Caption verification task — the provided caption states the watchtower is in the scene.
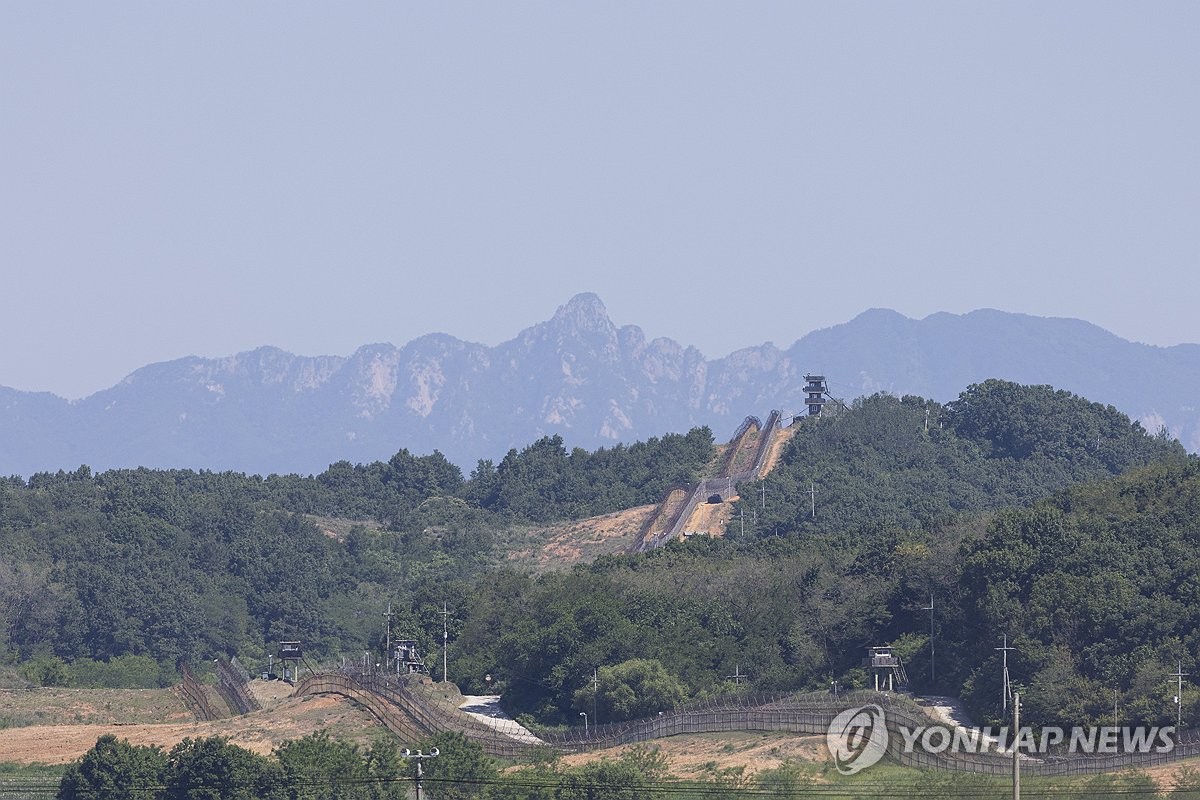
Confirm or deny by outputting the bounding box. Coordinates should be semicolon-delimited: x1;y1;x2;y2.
804;375;829;416
863;645;908;692
278;641;303;683
394;639;430;676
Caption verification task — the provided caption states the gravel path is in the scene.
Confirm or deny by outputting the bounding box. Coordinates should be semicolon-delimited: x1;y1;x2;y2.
458;695;544;744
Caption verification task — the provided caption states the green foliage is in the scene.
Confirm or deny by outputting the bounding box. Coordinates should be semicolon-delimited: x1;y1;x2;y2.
5;381;1197;735
0;426;714;672
57;734;166;800
164;737;284;800
552;757;663;800
362;740;408;800
573;659;688;722
462;539;903;720
410;731;497;800
472;428;714;522
750;382;1185;541
958;460;1200;726
20;654;69;687
274;731;368;800
945;380;1179;471
67;655;170;689
59;734;410;800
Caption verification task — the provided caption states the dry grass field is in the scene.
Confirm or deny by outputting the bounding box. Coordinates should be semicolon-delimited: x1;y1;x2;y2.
0;682;383;766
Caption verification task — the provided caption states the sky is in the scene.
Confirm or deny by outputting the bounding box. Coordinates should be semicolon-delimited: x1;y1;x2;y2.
2;3;1197;400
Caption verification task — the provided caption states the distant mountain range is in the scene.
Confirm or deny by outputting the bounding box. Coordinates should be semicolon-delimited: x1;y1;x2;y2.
2;293;1197;477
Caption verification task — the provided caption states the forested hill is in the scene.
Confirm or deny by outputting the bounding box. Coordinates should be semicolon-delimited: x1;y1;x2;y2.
0;428;714;675
455;457;1200;730
746;379;1186;540
0;381;1192;733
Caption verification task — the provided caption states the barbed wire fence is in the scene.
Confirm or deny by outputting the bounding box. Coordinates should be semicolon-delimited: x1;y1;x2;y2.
214;656;260;715
177;663;220;721
637;411;782;552
290;674;1200;776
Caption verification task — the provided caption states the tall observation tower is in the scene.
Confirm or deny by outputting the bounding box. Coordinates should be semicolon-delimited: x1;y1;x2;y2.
804;374;829;416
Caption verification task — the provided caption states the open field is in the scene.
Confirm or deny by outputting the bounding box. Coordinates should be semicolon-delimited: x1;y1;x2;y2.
7;682;1200;798
0;687;192;729
559;730;827;781
0;683;382;766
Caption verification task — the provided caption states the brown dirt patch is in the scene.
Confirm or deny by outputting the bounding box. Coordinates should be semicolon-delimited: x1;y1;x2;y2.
0;693;383;765
505;505;654;572
1135;755;1200;789
683;494;736;537
678;424;795;539
305;515;384;542
759;424;796;475
494;418;796;564
558;731;827;780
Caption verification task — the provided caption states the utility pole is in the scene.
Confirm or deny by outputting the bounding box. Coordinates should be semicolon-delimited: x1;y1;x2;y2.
592;668;599;725
808;482;818;519
726;664;746;687
383;603;393;670
441;602;450;684
1012;692;1021;800
401;748;439;800
760;482;766;510
1170;662;1189;732
1114;688;1119;730
996;634;1016;712
921;594;935;685
739;507;744;538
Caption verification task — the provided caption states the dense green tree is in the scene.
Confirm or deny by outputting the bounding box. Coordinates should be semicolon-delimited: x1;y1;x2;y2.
274;731;368;800
573;659;688;723
57;734;167;800
363;740;408;800
550;750;666;800
164;737;284;800
411;731;497;800
749;383;1186;542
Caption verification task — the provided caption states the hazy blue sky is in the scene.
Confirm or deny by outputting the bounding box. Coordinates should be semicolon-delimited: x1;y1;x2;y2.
3;3;1197;399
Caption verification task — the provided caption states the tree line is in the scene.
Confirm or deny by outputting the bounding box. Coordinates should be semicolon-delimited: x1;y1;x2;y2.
3;380;1196;734
59;728;1200;800
0;428;713;676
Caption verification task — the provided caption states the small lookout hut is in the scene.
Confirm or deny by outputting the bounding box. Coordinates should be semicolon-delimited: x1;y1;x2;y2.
863;645;908;692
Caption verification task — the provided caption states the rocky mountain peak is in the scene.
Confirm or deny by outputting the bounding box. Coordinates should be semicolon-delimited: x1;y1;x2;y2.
1;298;1198;477
550;292;614;335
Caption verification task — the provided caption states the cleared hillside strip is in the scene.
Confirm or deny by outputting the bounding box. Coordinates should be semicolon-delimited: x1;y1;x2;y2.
635;410;784;551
